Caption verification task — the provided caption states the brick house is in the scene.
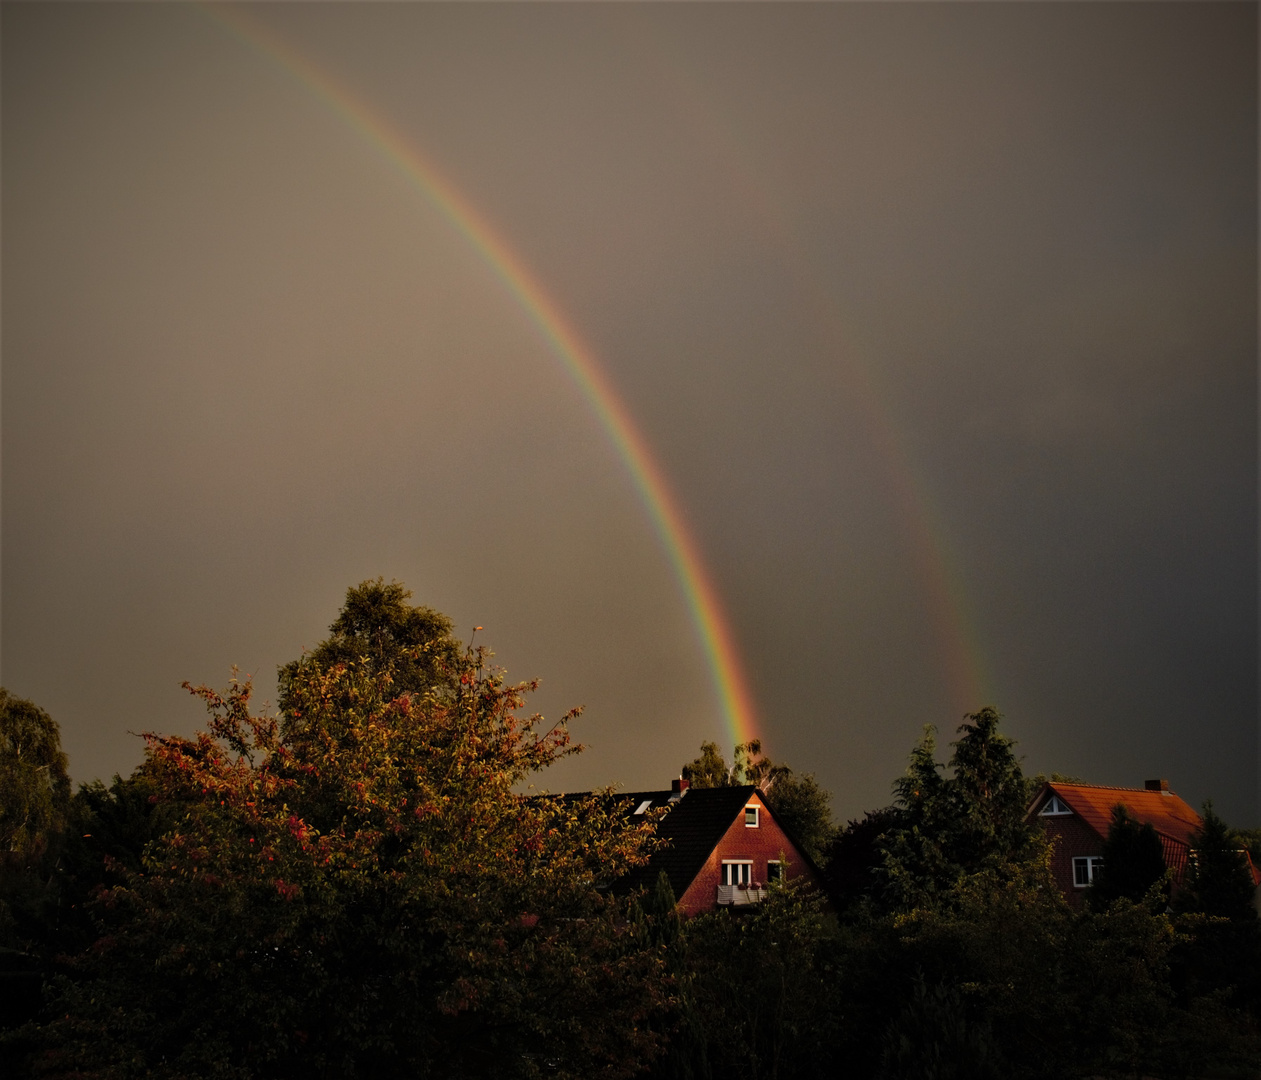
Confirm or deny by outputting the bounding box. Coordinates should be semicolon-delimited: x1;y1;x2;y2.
614;779;824;916
1027;779;1205;907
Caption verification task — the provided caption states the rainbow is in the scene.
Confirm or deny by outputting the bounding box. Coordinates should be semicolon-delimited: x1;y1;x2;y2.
201;5;761;749
636;40;993;716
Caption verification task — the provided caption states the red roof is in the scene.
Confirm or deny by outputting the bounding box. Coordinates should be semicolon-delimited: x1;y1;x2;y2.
1039;782;1202;848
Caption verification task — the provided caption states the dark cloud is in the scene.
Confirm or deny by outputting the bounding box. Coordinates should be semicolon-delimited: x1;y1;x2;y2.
3;4;1255;822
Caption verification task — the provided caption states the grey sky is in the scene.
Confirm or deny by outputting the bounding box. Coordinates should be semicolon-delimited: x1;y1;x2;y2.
4;3;1256;823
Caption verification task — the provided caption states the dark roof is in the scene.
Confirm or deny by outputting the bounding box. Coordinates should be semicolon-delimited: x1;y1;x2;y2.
612;786;762;901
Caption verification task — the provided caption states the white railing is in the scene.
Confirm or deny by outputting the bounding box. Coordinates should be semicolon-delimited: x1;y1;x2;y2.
716;884;767;906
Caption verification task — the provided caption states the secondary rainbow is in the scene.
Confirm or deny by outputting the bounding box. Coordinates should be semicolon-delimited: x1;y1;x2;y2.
202;5;760;749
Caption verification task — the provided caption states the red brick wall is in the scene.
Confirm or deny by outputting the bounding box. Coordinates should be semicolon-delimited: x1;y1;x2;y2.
676;791;821;915
1037;814;1104;909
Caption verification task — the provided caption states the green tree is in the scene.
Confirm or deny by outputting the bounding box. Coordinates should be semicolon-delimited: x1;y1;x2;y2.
1088;805;1169;911
31;613;669;1079
1178;803;1258;923
680;740;734;788
822;808;901;912
0;691;70;872
1170;803;1261;1014
761;771;835;866
0;691;71;961
276;578;462;718
880;710;1042;912
944;707;1033;870
659;881;835;1080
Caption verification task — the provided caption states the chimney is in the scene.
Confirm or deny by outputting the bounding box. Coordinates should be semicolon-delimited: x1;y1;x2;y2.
669;776;690;802
1145;778;1169;792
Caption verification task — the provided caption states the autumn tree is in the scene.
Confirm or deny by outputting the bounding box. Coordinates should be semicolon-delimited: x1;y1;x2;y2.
31;598;670;1079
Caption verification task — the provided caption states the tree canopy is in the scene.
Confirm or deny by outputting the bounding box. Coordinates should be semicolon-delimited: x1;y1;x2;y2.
879;708;1044;911
8;599;1261;1078
1177;802;1259;923
0;690;70;872
32;596;669;1079
276;578;462;719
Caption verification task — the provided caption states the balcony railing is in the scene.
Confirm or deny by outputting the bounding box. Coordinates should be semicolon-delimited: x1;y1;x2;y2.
716;884;767;906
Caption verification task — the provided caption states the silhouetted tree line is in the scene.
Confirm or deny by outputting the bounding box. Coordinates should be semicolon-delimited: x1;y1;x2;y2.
2;582;1258;1078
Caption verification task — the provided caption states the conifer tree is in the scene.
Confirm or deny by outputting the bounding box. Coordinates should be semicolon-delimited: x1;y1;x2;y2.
1089;805;1168;910
880;709;1042;911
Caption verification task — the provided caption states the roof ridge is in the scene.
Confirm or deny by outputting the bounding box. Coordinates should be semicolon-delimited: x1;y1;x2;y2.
1049;781;1181;794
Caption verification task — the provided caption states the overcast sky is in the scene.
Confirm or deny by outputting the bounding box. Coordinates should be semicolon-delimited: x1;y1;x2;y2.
4;3;1256;824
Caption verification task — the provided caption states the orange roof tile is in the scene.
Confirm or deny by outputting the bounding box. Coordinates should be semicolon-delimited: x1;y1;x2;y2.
1043;782;1202;848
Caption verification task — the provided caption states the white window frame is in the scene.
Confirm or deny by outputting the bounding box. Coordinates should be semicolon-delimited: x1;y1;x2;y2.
1039;794;1072;816
766;859;784;883
744;804;760;828
722;860;753;886
1073;855;1103;887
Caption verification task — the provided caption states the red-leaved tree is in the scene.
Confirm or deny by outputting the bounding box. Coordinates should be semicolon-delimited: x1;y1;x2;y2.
35;623;669;1079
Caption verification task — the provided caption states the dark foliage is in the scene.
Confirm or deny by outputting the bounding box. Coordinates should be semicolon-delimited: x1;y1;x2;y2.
1088;805;1169;911
879;709;1043;911
276;578;462;718
6;619;1261;1078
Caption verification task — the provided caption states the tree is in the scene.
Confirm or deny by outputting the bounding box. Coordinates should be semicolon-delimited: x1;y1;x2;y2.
276;578;462;717
822;808;902;913
681;741;734;789
0;691;70;872
32;603;670;1079
0;691;71;960
879;710;1043;912
1170;803;1261;1013
1088;806;1169;911
760;771;835;866
944;708;1032;870
1178;803;1258;923
658;881;835;1080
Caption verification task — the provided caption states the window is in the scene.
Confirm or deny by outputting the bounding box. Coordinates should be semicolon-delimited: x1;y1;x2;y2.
722;861;753;886
1039;794;1072;816
633;799;653;815
766;860;784;883
1073;856;1103;887
744;804;759;827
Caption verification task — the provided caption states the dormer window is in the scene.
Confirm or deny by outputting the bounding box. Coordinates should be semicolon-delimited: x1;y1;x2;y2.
745;805;759;827
1039;794;1072;816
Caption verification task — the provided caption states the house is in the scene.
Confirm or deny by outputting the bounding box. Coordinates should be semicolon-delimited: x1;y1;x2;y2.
1027;778;1205;907
612;778;825;916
